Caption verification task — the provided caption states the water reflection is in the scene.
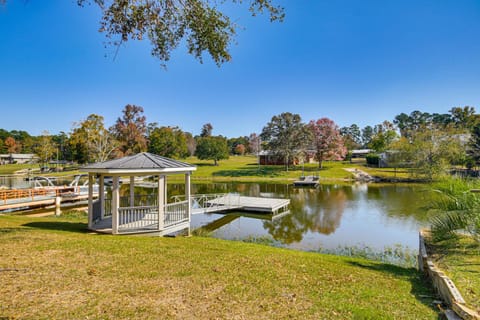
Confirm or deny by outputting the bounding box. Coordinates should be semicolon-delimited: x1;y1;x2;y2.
188;183;430;250
3;175;429;250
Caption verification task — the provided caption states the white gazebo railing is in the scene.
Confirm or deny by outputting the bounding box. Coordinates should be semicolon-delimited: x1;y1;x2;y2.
164;201;189;228
118;205;159;231
113;201;190;232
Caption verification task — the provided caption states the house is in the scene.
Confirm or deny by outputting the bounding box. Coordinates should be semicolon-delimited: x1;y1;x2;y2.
350;149;372;158
258;150;316;166
0;154;38;165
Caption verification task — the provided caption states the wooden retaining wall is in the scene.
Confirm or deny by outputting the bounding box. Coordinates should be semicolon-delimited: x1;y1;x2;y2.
419;229;480;320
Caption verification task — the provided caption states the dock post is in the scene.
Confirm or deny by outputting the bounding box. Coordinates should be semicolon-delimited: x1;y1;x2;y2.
55;196;62;216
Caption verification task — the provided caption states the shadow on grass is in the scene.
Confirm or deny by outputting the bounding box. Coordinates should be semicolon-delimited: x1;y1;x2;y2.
347;260;441;317
192;162;217;167
212;166;308;177
23;221;88;234
0;227;29;234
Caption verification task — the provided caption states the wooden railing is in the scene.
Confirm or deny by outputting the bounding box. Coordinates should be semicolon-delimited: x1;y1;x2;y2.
164;201;189;227
118;205;158;231
0;188;54;204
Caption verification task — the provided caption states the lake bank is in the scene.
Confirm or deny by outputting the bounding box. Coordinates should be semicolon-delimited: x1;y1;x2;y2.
0;213;439;319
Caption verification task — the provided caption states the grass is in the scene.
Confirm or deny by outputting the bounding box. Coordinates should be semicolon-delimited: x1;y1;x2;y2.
428;235;480;313
174;155;356;182
0;156;425;183
0;212;439;319
0;163;37;175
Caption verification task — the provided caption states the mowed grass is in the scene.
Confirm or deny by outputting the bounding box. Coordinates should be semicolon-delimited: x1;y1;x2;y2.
176;155;355;182
429;236;480;313
0;163;37;175
0;156;422;183
0;213;439;319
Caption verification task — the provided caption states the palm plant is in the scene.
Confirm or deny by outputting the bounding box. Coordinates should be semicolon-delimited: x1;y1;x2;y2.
429;178;480;243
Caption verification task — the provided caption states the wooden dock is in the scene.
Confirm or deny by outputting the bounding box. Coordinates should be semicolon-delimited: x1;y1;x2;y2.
293;176;319;187
0;187;97;211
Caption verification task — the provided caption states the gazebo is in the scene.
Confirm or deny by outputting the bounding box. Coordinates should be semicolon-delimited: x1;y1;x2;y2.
80;152;196;235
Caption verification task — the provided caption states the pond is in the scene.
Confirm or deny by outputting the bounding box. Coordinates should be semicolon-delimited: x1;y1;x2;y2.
173;182;431;252
2;175;431;252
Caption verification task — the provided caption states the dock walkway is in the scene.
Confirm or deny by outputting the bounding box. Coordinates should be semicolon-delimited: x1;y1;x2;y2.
189;193;290;215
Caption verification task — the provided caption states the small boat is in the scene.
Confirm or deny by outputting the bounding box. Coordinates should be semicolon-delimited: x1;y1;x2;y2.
293;175;319;187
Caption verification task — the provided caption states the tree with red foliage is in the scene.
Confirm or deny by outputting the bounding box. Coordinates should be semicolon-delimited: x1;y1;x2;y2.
4;137;16;153
309;118;347;169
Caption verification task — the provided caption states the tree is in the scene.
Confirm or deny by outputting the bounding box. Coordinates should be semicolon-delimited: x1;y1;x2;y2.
468;123;480;168
394;110;432;139
361;125;374;148
148;126;189;158
200;123;213;137
309;118;347;169
450;106;478;130
34;131;57;165
234;144;246;155
112;104;148;156
69;0;285;66
195;136;229;165
249;133;261;155
340;124;361;151
70;114;118;163
395;125;465;180
4;137;16;153
184;132;196;156
368;121;398;153
228;136;249;154
261;112;307;171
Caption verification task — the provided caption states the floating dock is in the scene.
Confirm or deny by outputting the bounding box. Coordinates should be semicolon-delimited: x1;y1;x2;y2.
293;176;319;187
190;194;290;215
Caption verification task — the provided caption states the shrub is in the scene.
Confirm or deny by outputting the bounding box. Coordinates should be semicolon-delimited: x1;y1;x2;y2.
366;153;380;166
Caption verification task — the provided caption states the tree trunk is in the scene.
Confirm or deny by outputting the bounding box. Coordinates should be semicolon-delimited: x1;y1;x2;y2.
214;159;218;166
318;152;323;169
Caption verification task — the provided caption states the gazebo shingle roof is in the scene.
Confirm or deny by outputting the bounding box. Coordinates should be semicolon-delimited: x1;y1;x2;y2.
81;152;196;174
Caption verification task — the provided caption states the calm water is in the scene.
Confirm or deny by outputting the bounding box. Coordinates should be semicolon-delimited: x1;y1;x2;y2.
181;182;430;251
2;176;430;251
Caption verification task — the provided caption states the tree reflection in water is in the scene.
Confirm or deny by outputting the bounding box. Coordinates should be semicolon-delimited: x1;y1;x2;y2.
264;185;348;243
164;182;428;248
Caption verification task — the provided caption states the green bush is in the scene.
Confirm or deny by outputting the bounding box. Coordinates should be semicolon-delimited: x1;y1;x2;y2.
366;153;380;166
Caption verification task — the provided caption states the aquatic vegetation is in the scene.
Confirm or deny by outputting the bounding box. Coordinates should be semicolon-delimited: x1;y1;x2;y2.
429;178;480;243
317;244;418;268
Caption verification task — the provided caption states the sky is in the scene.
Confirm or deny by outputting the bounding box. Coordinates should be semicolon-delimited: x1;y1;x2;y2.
2;0;480;137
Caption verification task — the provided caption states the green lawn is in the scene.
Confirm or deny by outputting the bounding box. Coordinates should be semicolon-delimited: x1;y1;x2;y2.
0;156;425;183
0;163;38;175
0;213;438;319
177;155;355;182
429;236;480;313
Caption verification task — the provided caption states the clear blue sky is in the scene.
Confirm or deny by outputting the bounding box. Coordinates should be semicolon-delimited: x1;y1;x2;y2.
1;0;480;137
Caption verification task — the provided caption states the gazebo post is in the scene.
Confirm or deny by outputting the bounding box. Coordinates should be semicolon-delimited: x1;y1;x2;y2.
112;176;120;234
129;176;135;207
157;175;165;231
87;174;94;229
164;175;168;205
185;172;191;221
99;175;105;220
